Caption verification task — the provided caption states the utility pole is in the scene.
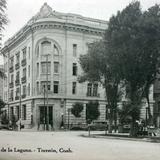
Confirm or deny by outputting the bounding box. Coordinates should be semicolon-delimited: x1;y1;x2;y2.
43;84;46;130
19;83;22;130
42;54;50;131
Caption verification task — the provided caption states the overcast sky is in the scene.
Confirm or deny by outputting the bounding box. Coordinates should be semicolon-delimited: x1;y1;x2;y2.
1;0;160;64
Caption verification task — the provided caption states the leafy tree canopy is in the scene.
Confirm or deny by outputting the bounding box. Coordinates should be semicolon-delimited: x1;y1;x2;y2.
71;102;84;118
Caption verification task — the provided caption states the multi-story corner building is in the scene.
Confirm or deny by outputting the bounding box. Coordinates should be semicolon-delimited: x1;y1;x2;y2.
1;3;108;130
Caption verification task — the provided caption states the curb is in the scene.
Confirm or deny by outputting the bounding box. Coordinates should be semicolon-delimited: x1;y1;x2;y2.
81;134;160;143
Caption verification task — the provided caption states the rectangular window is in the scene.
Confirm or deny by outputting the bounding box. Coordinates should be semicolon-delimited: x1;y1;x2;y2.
73;44;77;57
87;83;92;96
10;90;14;101
54;62;59;73
93;83;98;96
37;63;39;77
28;65;30;77
36;82;39;94
23;68;26;77
41;62;51;74
16;52;20;64
37;46;39;57
23;85;26;95
16;87;20;97
22;105;26;120
28;47;30;59
28;83;30;96
11;74;14;83
53;81;59;93
16;71;19;80
22;47;26;59
10;57;14;67
73;63;77;76
72;82;77;94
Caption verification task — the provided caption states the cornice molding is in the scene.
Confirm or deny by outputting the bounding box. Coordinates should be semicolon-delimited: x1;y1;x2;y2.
2;21;105;54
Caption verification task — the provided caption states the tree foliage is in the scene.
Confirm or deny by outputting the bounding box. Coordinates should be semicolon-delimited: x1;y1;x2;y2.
0;0;8;30
0;99;5;114
105;1;160;129
86;101;100;122
79;41;121;132
71;102;84;118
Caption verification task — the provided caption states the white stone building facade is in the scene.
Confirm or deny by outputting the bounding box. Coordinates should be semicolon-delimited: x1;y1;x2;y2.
1;3;108;130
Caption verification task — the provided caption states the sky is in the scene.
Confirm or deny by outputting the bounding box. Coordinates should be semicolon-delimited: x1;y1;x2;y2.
1;0;160;64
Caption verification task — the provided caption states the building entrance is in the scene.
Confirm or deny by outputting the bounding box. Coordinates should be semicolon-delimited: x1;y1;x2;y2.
39;106;53;130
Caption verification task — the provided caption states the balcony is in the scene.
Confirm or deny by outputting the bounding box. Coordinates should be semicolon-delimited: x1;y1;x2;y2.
15;96;20;100
21;59;26;66
22;94;26;99
9;82;14;88
15;79;20;86
9;66;14;73
86;92;100;97
15;63;20;70
21;76;26;84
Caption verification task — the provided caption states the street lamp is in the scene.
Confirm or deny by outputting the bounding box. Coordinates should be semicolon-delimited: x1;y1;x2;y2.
42;54;50;131
60;113;64;129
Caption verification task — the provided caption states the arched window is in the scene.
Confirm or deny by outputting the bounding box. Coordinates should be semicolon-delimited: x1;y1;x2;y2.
54;44;59;55
41;41;51;55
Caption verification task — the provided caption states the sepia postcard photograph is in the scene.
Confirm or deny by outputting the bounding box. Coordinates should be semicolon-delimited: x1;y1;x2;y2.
0;0;160;160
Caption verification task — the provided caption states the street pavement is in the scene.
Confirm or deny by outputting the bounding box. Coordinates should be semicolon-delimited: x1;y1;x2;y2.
0;130;160;160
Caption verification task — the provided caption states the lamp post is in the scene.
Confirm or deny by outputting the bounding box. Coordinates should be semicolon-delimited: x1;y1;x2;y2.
42;54;50;131
61;113;64;129
67;108;71;130
19;83;22;131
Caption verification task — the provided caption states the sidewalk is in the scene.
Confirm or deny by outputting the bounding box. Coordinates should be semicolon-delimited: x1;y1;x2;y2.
82;131;160;143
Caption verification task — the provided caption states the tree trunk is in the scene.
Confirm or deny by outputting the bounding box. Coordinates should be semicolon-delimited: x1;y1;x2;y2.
146;93;153;125
114;110;117;133
108;118;113;133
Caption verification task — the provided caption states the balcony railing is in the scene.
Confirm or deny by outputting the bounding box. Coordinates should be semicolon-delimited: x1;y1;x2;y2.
9;82;14;88
86;92;100;97
21;76;26;84
15;96;20;100
15;63;20;70
22;94;26;99
9;66;14;73
15;79;20;86
21;59;26;66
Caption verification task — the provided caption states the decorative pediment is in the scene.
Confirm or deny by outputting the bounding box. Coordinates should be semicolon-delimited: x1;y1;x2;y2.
39;3;52;18
32;3;62;20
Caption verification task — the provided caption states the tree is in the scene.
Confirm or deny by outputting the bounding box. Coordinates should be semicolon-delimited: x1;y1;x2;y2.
79;41;121;133
86;101;100;122
139;4;160;125
0;0;8;30
0;98;5;114
71;102;84;118
105;1;160;136
0;0;8;78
